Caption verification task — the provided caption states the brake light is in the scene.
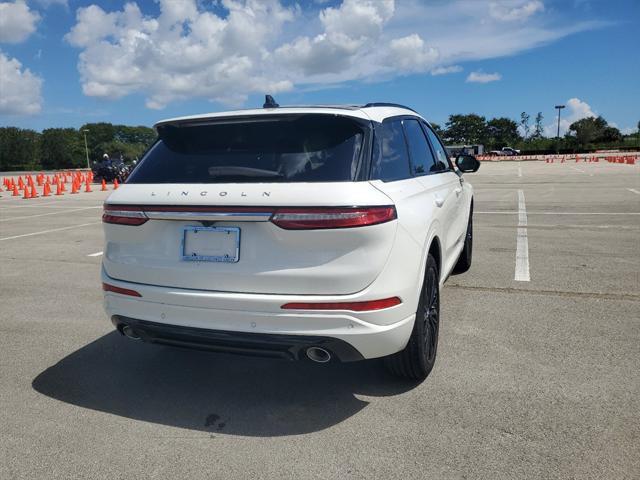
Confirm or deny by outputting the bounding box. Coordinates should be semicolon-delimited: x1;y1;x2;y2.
102;205;148;226
271;206;396;230
102;282;142;297
281;297;401;312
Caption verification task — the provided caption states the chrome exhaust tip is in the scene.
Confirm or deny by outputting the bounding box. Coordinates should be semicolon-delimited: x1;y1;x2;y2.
121;325;141;340
306;347;331;363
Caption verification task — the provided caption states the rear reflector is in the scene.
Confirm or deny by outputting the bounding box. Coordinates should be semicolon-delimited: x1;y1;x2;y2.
281;297;401;312
102;205;148;226
102;282;142;297
271;206;396;230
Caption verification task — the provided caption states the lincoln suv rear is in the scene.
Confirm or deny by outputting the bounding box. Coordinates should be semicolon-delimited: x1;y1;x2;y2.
101;100;479;380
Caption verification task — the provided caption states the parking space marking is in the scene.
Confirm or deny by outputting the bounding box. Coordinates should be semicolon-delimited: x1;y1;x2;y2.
518;166;522;177
0;222;101;242
627;188;640;195
87;251;103;257
0;206;101;222
477;211;640;215
515;189;530;282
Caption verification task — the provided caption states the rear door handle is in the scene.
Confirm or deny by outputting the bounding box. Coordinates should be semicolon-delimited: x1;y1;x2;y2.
434;195;445;207
454;188;463;196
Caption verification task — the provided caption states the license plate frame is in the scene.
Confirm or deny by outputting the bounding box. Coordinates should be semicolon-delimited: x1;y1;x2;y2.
181;226;240;263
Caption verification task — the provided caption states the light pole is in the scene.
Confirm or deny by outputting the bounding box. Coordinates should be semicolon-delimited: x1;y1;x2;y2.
82;129;90;169
555;105;565;138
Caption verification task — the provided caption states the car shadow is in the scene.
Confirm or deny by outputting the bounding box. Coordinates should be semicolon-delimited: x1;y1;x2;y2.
32;332;417;436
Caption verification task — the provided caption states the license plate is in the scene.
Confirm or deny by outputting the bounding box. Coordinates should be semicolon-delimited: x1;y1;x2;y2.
181;226;240;262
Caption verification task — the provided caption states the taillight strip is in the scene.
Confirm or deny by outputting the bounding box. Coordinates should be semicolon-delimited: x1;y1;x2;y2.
102;282;142;297
271;206;396;229
281;297;401;312
102;205;397;229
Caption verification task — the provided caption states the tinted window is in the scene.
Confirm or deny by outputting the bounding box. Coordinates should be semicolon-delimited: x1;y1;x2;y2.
424;124;450;171
371;120;411;182
128;115;364;184
403;119;437;175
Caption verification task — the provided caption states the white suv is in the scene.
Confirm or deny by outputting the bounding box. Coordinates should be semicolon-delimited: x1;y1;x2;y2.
101;100;479;380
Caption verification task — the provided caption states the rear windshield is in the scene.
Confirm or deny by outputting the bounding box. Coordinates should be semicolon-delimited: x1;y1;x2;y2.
127;114;365;183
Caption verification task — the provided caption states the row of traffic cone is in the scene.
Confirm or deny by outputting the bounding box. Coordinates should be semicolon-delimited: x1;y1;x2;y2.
5;176;119;199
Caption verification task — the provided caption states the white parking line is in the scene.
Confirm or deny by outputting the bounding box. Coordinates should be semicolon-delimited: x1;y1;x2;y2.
627;188;640;195
571;166;586;174
0;222;101;242
515;189;530;282
87;251;103;257
0;206;101;222
518;166;522;178
477;211;640;215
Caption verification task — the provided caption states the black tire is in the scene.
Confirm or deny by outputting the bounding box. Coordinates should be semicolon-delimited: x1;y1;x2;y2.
384;253;440;380
452;206;473;274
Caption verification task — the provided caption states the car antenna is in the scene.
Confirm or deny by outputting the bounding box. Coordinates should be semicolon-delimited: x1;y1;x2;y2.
263;94;279;108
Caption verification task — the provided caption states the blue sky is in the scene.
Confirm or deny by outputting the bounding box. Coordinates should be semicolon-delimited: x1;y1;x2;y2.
0;0;638;135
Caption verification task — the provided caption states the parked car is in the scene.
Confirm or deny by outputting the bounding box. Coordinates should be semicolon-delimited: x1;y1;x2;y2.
488;147;520;157
101;100;480;380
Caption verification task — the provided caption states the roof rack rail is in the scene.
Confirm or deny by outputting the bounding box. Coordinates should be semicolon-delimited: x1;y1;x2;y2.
362;102;418;113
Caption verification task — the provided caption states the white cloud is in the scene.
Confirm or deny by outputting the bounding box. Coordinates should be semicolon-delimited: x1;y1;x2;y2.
0;1;40;43
431;65;463;76
35;0;68;8
387;34;439;72
64;0;605;110
489;1;545;22
543;97;597;136
466;71;502;83
0;50;43;115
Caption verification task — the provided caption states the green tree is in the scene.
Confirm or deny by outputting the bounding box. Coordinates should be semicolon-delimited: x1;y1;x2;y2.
429;122;445;137
568;116;620;147
486;117;521;149
532;112;544;139
0;127;41;171
40;128;86;169
444;114;487;144
520;112;530;140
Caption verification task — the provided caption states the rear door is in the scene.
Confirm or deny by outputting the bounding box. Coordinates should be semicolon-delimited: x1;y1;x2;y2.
422;123;467;247
401;118;460;260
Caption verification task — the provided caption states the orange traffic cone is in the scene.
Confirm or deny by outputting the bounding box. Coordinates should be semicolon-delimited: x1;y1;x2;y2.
30;184;38;198
71;180;79;194
101;179;107;191
23;185;31;199
42;183;51;197
113;179;119;189
55;181;63;196
18;177;24;190
12;185;19;196
85;179;92;192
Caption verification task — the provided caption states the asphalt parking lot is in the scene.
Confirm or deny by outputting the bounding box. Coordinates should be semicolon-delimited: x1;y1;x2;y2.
1;161;638;480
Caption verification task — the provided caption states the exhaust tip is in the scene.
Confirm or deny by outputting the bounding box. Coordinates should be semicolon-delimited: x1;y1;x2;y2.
121;325;141;341
306;347;331;363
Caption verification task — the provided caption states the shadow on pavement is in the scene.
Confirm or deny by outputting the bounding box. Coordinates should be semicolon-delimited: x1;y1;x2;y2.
33;332;416;436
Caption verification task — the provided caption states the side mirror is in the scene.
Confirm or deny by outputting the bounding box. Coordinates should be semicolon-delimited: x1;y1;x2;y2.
455;154;480;173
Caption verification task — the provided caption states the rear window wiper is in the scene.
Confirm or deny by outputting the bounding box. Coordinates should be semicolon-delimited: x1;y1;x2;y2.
207;166;284;179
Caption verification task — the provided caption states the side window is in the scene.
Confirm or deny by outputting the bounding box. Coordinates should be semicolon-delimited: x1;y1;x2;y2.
371;120;411;182
403;119;437;175
423;124;451;172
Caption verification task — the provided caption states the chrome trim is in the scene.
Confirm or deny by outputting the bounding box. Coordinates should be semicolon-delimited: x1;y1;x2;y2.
144;211;272;222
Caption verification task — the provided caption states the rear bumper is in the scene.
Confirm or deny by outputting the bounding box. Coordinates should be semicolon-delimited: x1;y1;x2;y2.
112;316;364;362
102;270;415;360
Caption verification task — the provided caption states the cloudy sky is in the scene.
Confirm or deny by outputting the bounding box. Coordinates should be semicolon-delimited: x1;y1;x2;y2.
0;0;638;134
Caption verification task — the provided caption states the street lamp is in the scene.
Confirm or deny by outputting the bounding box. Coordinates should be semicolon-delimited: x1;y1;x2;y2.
82;129;90;170
554;105;565;138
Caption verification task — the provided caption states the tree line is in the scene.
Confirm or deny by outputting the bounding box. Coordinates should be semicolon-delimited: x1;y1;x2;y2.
431;114;639;153
1;116;638;171
0;123;156;171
